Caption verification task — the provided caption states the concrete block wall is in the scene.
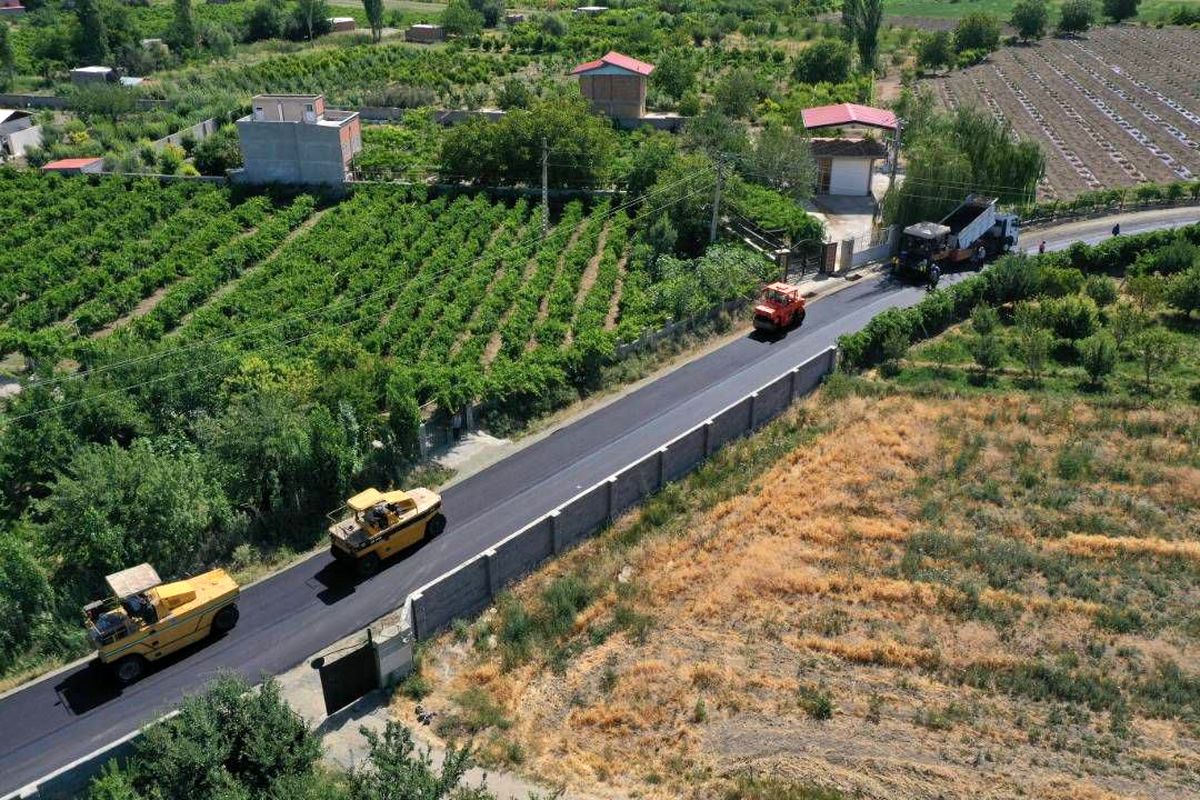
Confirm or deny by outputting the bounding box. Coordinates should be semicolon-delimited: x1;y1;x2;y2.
613;450;662;517
404;346;837;644
491;517;555;588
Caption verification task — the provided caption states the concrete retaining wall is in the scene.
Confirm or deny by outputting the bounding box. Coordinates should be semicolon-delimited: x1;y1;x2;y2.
491;516;555;588
152;117;219;152
411;555;489;637
613;450;662;517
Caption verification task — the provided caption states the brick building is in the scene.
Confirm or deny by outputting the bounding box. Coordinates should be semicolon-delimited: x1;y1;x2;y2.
571;51;654;121
234;94;362;186
801;103;897;197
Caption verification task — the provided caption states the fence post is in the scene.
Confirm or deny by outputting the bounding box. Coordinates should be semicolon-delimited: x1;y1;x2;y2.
483;549;499;596
789;367;799;399
703;419;714;456
550;510;564;554
606;477;617;523
748;392;758;430
657;446;667;489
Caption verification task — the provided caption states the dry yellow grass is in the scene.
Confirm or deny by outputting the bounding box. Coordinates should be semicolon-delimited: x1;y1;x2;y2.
397;389;1200;800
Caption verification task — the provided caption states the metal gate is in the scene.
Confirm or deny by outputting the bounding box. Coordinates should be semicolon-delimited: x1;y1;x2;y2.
318;641;377;715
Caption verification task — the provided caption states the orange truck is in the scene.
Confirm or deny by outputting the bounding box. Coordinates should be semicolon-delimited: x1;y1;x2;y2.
752;282;807;333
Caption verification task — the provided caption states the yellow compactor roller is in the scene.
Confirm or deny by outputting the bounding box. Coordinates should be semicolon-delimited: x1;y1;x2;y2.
328;487;446;576
83;563;240;684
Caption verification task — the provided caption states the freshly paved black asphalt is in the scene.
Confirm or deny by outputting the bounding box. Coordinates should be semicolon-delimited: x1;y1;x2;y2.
1;208;1196;797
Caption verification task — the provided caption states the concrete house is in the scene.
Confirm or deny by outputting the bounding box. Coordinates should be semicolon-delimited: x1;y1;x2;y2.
328;16;356;32
0;110;43;160
70;66;117;86
406;24;445;43
571;51;654;122
801;103;896;197
234;94;362;186
42;157;104;175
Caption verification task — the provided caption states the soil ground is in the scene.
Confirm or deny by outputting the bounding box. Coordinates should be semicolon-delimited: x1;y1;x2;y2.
400;338;1200;798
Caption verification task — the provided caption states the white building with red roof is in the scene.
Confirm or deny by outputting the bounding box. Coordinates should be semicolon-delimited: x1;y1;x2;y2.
801;103;896;197
571;51;655;121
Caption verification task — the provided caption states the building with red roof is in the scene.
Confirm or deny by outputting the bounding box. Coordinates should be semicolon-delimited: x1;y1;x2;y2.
0;0;25;17
571;52;655;121
801;103;896;197
41;157;104;175
801;103;897;132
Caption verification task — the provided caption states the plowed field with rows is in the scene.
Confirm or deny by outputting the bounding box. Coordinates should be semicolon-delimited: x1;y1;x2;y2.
926;28;1200;200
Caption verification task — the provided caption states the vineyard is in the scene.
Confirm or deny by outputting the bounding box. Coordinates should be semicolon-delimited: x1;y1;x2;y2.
0;172;771;421
926;27;1200;200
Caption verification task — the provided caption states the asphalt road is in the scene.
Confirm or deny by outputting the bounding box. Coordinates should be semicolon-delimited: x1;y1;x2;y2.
1;207;1197;797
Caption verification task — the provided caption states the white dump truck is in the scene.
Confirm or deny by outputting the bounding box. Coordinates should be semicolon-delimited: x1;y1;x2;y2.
895;195;1020;281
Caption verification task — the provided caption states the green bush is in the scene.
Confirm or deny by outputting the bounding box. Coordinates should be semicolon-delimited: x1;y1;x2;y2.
1039;266;1085;298
1079;333;1117;385
1045;295;1100;340
1084;274;1118;307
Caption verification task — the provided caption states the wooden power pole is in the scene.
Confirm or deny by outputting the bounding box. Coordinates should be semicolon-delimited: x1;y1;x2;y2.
709;157;724;244
541;137;549;236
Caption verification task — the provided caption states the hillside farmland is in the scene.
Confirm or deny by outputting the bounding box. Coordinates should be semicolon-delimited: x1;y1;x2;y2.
926;27;1200;200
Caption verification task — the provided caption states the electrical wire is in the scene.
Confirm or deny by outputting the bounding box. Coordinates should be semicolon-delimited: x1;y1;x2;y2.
19;163;717;394
7;178;716;423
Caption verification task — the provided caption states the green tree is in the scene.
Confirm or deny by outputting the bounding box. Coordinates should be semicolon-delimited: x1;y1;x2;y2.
294;0;331;42
971;333;1004;380
792;38;852;84
1129;326;1179;390
1010;0;1050;41
916;31;953;74
843;0;884;72
639;151;724;256
385;367;422;462
1079;333;1117;386
1057;0;1097;34
1127;272;1165;309
167;0;198;52
1084;274;1118;306
496;77;532;110
0;23;14;91
1106;301;1148;349
1014;303;1052;383
74;0;111;65
1046;295;1099;339
362;0;384;42
104;675;321;800
954;13;1001;53
1165;266;1200;315
744;125;816;203
468;0;504;27
246;0;287;40
713;67;763;119
0;528;56;673
349;721;482;800
193;126;244;175
441;0;484;36
971;302;1000;336
1103;0;1140;22
41;439;241;592
651;48;697;101
681;106;750;158
620;127;678;197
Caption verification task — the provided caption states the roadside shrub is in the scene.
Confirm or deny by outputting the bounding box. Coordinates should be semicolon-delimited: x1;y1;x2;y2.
1039;266;1085;297
1085;274;1118;306
1166;267;1200;315
1079;333;1117;385
1045;295;1099;339
970;303;1000;336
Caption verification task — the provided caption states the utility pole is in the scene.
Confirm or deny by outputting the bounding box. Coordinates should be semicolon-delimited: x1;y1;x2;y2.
541;137;549;236
709;157;724;244
888;118;902;190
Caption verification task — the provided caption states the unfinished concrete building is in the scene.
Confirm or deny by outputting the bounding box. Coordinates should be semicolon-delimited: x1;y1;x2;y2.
234;94;362;186
570;51;654;122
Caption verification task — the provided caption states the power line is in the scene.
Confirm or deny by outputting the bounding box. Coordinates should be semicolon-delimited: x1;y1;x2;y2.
19;164;716;394
7;178;716;423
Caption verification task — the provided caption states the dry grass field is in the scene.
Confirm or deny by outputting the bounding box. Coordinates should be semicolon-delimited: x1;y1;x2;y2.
925;27;1200;200
395;371;1200;799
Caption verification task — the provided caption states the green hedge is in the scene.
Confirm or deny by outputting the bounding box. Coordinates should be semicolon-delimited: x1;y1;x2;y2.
838;223;1200;370
1018;181;1200;222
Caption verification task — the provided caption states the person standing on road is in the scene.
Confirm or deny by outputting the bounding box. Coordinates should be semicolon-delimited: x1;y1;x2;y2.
1038;240;1046;255
1112;223;1121;237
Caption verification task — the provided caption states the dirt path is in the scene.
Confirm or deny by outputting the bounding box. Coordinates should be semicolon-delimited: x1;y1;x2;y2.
173;207;328;332
451;222;532;359
603;247;630;332
563;220;611;348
